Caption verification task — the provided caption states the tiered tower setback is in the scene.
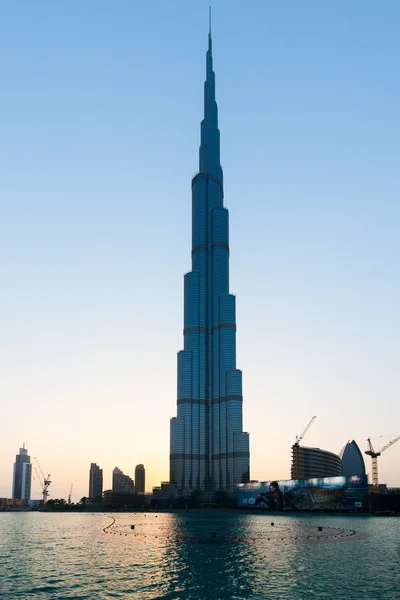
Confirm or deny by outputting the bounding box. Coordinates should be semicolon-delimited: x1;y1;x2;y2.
170;28;250;496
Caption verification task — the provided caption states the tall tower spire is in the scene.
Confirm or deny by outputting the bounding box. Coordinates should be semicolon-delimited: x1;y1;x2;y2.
170;20;250;498
200;8;221;183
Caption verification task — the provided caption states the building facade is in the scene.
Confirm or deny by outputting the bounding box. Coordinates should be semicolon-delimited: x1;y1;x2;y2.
339;440;366;477
12;444;32;502
169;28;250;497
112;467;134;492
237;476;368;512
134;464;145;493
291;446;342;480
88;463;103;501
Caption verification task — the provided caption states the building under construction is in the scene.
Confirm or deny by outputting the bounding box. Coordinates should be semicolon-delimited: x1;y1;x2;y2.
290;446;342;479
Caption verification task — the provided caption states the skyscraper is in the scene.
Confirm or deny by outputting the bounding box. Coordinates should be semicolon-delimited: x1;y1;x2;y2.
170;25;250;497
135;464;145;493
88;463;103;501
12;443;32;502
112;467;134;492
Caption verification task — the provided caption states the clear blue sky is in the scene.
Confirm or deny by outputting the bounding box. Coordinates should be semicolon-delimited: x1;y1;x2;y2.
1;0;399;499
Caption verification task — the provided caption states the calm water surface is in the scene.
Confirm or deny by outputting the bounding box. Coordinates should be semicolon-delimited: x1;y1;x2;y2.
1;511;399;599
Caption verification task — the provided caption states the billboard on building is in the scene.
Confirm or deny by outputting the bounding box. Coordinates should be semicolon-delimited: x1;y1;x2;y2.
237;475;368;511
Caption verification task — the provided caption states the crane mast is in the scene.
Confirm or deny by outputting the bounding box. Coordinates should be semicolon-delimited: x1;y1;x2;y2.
292;416;317;479
365;435;400;492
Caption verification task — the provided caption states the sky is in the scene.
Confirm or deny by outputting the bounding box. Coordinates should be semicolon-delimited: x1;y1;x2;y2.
1;0;399;500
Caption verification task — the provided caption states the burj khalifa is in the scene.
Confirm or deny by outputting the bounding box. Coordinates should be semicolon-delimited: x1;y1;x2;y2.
170;25;250;496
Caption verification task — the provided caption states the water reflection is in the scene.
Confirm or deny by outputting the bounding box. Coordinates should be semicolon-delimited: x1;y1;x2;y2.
159;513;254;599
1;512;400;599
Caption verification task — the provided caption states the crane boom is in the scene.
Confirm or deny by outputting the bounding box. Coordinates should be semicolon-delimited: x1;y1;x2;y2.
366;438;376;455
296;416;317;445
34;466;43;487
33;457;51;504
379;434;400;454
34;457;46;482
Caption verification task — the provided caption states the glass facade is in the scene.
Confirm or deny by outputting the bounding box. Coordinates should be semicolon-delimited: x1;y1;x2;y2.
170;31;250;496
339;440;366;477
12;444;32;501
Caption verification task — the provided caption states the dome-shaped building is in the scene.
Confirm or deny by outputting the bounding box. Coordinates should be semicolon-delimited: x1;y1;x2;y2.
339;440;366;477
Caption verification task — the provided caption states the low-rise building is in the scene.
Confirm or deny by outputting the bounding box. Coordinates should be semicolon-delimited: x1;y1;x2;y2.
0;498;24;509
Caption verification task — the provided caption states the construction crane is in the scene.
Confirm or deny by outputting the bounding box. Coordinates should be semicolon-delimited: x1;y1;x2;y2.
68;484;73;504
292;416;317;479
365;435;400;492
33;457;51;504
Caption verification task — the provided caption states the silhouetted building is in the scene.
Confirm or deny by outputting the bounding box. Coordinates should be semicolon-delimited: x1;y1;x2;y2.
88;463;103;501
134;464;145;493
291;446;342;479
169;23;250;498
12;444;32;502
339;440;366;477
103;489;150;509
112;467;134;492
152;482;179;500
368;483;388;494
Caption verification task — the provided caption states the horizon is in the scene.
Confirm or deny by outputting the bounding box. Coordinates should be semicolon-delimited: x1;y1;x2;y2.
1;0;399;501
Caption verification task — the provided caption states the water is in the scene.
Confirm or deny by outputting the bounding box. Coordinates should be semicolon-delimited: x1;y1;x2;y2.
1;511;399;599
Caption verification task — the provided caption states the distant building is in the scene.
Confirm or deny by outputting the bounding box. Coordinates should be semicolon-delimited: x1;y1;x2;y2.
12;444;32;502
339;440;366;477
152;482;179;500
368;483;387;494
134;464;145;493
0;498;24;509
102;489;151;509
112;467;134;492
88;463;103;501
291;446;342;479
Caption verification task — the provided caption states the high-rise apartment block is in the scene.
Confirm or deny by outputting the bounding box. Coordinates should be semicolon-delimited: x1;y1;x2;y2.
169;28;250;497
112;467;134;492
12;443;32;502
88;463;103;500
134;464;145;493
